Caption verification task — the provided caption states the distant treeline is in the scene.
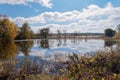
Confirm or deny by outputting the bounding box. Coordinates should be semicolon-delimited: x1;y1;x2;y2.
49;33;104;36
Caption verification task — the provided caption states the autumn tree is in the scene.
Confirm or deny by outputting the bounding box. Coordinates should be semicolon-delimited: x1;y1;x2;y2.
16;22;34;40
0;19;17;40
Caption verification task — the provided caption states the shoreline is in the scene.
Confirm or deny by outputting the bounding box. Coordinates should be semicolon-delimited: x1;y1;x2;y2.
14;36;120;42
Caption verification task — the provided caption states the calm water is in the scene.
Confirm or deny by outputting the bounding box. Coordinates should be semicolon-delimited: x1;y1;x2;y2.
0;39;119;61
16;39;119;61
0;39;119;75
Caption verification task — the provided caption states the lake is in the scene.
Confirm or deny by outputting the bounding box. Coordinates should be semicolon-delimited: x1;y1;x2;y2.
7;39;117;62
0;39;119;75
0;39;119;61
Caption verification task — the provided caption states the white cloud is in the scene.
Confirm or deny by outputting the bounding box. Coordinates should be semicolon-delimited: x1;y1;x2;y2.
0;0;53;8
13;2;120;33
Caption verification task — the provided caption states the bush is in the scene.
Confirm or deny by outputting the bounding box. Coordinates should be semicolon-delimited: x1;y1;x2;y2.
0;51;120;80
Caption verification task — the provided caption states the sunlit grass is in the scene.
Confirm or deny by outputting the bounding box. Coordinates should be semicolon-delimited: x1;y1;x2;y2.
0;50;120;80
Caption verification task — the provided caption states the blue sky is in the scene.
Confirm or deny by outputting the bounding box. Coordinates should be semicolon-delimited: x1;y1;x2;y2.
0;0;120;33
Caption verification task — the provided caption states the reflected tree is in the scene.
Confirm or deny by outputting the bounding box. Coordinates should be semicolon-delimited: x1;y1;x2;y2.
104;40;120;53
40;39;49;48
104;40;117;47
57;39;62;47
16;41;34;56
63;39;67;46
0;40;17;59
57;30;62;47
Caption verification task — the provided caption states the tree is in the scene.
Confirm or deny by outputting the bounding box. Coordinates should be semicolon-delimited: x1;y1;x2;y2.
105;28;116;37
39;28;49;39
57;30;62;39
116;24;120;32
16;22;33;40
115;24;120;39
63;29;67;39
0;19;17;40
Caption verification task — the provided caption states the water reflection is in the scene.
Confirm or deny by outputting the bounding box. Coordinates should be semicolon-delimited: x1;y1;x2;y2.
0;39;120;60
57;39;62;47
24;39;105;61
0;40;17;59
16;41;34;56
104;40;117;47
104;40;120;52
63;39;67;46
40;39;49;48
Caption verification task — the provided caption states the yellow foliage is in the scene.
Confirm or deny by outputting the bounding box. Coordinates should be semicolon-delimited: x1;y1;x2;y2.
0;19;17;40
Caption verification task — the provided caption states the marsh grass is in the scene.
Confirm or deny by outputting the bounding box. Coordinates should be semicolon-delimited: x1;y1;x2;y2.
0;50;120;80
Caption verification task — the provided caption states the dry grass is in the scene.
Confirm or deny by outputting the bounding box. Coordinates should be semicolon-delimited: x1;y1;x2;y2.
0;50;120;80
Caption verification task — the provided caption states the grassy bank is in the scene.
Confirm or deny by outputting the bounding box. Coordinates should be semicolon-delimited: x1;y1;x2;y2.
0;50;120;80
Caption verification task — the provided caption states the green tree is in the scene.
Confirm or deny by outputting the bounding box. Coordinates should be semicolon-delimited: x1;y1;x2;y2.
0;19;17;40
105;28;116;37
16;22;33;40
39;28;49;39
